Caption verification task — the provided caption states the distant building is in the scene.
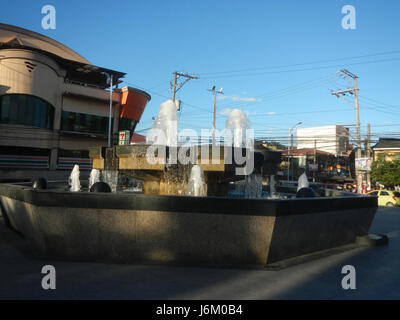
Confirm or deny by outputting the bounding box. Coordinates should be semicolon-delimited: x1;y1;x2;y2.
0;24;150;178
296;125;350;157
372;138;400;161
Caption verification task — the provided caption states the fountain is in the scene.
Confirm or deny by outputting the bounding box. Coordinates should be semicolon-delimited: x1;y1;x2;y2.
88;169;101;190
297;172;310;191
0;101;380;268
186;165;206;197
68;164;81;192
244;174;263;199
270;175;276;195
226;109;250;148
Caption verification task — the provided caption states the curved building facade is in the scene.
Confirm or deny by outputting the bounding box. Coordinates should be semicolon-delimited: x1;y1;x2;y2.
0;23;150;178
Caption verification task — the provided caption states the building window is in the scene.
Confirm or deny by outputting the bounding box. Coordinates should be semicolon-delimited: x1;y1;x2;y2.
119;118;138;133
0;94;54;129
60;111;112;135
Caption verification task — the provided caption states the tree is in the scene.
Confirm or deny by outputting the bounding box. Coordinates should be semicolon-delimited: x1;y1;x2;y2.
371;160;400;187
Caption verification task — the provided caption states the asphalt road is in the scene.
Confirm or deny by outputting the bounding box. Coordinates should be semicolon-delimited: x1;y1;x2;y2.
1;206;399;300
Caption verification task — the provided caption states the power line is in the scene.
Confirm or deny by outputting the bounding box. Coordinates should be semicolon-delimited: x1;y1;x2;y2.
197;49;400;76
200;57;400;80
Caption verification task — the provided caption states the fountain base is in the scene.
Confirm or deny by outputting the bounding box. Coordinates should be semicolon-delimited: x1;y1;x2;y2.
0;182;377;267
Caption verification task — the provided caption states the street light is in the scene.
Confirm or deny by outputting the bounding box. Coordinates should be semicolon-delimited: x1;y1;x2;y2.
287;121;302;182
101;72;113;148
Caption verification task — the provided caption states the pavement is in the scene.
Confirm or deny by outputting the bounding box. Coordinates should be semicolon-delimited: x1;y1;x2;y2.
0;206;399;300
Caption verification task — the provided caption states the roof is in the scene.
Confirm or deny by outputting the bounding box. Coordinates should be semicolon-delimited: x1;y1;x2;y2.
130;133;146;144
0;23;125;87
282;148;333;156
0;23;90;64
372;138;400;150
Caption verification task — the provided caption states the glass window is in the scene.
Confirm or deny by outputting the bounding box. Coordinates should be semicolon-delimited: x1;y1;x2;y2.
369;191;379;196
61;111;112;135
119;118;138;133
0;94;54;129
380;191;389;196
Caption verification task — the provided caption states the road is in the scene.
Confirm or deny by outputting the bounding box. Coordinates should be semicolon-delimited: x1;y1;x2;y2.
1;207;399;300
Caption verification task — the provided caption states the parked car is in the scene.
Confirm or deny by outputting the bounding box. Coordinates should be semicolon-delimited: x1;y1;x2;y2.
367;190;400;207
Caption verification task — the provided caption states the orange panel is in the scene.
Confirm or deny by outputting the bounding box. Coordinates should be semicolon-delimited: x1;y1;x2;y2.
119;87;151;121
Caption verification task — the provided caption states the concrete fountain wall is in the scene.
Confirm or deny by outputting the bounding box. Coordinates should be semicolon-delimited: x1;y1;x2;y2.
0;183;377;267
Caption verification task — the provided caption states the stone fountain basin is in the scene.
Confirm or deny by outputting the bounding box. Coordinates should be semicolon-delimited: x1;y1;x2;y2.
0;183;377;267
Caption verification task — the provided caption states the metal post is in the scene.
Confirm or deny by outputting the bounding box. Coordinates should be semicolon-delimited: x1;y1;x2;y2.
108;74;113;148
287;128;291;182
212;90;216;144
313;139;317;182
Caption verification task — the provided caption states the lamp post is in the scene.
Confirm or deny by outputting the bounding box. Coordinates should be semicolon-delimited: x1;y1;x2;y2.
102;72;113;148
287;122;302;182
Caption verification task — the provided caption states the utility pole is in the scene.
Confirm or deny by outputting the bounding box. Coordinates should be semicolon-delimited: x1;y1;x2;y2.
208;86;224;144
171;71;199;102
331;69;361;192
366;123;371;191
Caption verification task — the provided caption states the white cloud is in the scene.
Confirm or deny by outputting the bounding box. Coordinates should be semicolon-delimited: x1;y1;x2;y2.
219;108;233;115
217;95;261;103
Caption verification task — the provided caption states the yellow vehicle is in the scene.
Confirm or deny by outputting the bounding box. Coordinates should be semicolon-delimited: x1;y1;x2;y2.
367;190;400;207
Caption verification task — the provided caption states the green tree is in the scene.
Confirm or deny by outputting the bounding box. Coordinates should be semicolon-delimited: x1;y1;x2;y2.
371;160;400;187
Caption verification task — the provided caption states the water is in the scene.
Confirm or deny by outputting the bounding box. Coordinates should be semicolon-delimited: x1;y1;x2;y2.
270;175;276;194
244;173;263;199
225;109;250;148
147;100;177;146
163;163;192;195
89;169;101;190
68;164;81;192
102;170;120;192
186;165;206;196
297;172;310;191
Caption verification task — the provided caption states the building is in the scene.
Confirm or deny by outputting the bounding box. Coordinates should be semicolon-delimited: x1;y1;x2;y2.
296;125;350;157
281;147;352;182
372;138;400;161
0;23;150;179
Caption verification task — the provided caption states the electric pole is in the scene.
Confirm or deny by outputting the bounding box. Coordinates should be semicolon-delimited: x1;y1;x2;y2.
331;69;361;192
366;123;371;191
208;86;224;144
171;71;199;102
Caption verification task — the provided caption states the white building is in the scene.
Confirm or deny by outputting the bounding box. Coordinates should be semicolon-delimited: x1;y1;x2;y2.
296;125;349;156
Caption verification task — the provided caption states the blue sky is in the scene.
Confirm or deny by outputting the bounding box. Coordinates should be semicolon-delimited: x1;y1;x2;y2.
2;0;400;145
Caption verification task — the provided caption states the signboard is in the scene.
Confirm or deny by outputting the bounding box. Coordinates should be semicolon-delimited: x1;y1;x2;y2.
355;158;372;171
119;131;131;146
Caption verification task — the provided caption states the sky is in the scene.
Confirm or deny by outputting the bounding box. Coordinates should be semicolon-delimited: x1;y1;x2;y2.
1;0;400;146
